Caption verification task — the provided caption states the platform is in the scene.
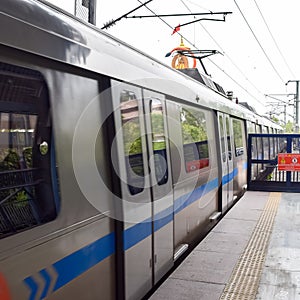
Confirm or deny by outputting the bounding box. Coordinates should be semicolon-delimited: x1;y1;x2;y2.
150;191;300;300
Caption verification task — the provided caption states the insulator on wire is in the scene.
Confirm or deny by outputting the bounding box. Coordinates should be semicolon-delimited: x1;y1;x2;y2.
102;19;116;29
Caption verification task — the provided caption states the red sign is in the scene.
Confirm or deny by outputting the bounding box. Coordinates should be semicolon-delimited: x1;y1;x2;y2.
278;153;300;171
186;159;209;172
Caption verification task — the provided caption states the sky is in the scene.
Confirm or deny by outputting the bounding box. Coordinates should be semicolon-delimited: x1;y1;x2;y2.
46;0;300;122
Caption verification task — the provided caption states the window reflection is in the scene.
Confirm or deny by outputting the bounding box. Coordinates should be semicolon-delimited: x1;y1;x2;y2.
180;107;209;172
120;90;144;195
150;99;168;185
233;119;244;157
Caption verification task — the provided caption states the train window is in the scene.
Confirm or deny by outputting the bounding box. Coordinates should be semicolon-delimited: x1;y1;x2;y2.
248;121;257;155
270;128;275;158
262;126;270;160
226;117;232;161
232;119;244;157
247;121;256;134
219;116;226;162
0;62;59;239
255;124;263;160
120;90;144;195
150;99;168;185
180;107;209;172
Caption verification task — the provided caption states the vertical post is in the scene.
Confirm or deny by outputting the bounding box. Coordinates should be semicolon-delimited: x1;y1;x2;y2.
75;0;97;25
286;80;300;132
286;135;292;186
296;81;299;132
88;0;96;25
284;104;286;125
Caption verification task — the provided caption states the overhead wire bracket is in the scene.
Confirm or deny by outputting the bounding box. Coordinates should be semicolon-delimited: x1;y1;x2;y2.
126;11;232;33
102;0;153;29
166;49;222;76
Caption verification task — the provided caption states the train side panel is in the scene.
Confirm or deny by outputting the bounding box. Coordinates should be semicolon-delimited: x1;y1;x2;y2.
0;1;282;299
166;100;219;249
0;49;116;299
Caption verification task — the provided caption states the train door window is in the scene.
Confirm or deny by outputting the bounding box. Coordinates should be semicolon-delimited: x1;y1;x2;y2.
226;117;232;161
150;99;168;185
270;128;275;158
247;121;256;134
120;90;145;195
232;119;244;157
247;121;257;157
219;115;226;162
262;126;269;160
0;62;59;239
255;124;262;159
180;106;209;173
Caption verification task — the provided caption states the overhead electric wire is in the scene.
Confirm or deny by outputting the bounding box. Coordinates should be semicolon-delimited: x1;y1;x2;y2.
179;0;197;47
136;0;174;32
138;0;265;105
184;0;212;13
178;0;265;103
252;0;296;78
198;23;263;96
233;0;285;84
179;0;194;13
265;94;292;104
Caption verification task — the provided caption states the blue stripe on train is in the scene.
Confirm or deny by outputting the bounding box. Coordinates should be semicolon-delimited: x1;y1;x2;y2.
123;177;220;251
174;178;219;215
24;168;241;298
24;232;115;300
222;168;238;185
123;220;152;251
53;232;115;291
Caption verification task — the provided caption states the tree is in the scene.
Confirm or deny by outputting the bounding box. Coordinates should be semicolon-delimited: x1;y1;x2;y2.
283;120;294;133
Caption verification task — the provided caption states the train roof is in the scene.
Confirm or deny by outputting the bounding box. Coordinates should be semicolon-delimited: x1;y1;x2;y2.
0;0;281;130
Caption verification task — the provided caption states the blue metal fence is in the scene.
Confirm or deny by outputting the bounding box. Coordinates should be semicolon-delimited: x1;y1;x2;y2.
247;133;300;192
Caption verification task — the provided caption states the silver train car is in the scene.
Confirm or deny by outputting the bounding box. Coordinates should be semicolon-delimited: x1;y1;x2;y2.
0;1;281;299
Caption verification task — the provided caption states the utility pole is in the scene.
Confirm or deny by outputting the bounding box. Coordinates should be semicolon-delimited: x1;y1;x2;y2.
286;80;300;132
284;104;287;125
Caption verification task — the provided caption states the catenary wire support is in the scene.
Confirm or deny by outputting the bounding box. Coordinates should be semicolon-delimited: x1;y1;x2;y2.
178;49;221;76
165;49;222;76
126;11;232;33
101;0;153;29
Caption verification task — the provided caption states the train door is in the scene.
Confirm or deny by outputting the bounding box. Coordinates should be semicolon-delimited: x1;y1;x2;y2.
143;89;174;284
111;81;174;300
218;113;234;211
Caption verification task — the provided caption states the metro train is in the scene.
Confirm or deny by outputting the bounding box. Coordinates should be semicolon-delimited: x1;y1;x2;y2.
0;0;281;299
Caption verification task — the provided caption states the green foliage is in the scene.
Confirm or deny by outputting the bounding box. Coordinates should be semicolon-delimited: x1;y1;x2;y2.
151;113;164;136
0;149;20;171
283;120;294;133
23;147;32;167
151;111;166;151
271;116;280;124
122;118;143;156
14;191;29;207
0;149;29;205
233;119;243;148
181;108;207;144
153;141;166;151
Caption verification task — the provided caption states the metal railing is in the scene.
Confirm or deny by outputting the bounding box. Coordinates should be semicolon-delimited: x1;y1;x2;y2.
0;168;41;236
247;133;300;192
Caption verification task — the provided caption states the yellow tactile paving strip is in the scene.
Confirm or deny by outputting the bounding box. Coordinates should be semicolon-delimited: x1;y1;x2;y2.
219;192;282;300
